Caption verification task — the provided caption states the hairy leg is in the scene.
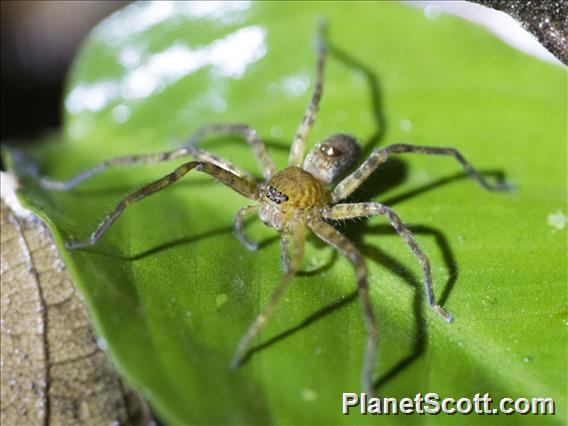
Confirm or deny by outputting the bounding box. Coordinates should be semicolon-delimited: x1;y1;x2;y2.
280;226;292;273
288;21;327;167
323;202;454;322
187;147;257;180
40;123;274;191
309;219;377;396
333;143;512;201
39;145;257;191
67;162;258;249
187;124;276;180
231;221;305;368
234;205;259;251
39;147;193;191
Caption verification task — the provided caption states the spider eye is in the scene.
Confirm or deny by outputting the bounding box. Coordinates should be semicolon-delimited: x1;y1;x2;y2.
266;186;289;204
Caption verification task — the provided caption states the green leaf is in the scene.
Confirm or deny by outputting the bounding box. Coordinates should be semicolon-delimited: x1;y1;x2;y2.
6;2;566;424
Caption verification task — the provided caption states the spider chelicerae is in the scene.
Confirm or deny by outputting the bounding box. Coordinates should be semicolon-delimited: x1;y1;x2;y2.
39;23;509;394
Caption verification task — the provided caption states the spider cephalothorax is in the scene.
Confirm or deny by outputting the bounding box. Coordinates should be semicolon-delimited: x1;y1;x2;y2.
260;166;329;230
39;23;509;395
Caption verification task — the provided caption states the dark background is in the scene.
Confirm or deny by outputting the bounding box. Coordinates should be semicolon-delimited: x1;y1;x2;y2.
1;1;127;141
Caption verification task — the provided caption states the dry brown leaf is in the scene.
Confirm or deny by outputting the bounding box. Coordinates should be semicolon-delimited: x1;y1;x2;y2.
0;199;149;426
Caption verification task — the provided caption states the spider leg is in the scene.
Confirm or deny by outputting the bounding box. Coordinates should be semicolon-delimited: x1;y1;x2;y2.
234;205;259;251
324;202;454;323
39;147;193;191
280;226;292;273
333;143;512;201
308;219;377;396
66;162;258;249
40;122;275;191
288;21;327;167
186;124;276;180
231;220;305;368
39;144;257;192
185;147;257;180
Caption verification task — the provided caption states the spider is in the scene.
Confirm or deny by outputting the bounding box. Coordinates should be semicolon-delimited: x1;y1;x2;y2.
39;23;509;394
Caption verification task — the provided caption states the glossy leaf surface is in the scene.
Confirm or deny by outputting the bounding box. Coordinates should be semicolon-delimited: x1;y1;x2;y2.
8;2;567;424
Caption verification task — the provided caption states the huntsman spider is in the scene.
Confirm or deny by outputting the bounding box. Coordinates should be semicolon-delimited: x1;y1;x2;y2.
39;23;509;394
